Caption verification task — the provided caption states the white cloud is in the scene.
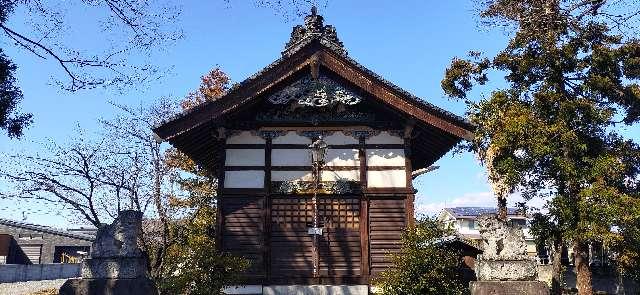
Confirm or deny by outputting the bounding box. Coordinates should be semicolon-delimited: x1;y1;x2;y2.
415;191;549;217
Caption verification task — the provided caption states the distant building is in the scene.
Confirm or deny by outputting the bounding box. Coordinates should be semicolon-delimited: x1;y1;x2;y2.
0;218;95;264
438;207;538;257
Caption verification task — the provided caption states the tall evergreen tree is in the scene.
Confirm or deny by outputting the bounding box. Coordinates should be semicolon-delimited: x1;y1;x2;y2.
441;1;640;294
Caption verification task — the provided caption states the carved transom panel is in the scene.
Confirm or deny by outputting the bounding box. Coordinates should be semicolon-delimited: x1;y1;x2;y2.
267;75;361;107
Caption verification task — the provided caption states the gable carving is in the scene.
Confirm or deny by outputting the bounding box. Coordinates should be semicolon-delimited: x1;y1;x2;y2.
258;74;373;124
267;74;361;107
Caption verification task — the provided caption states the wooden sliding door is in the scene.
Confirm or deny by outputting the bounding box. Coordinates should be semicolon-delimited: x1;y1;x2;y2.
269;196;361;280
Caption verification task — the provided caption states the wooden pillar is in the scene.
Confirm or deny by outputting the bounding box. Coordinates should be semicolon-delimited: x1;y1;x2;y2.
404;123;415;228
216;133;227;252
359;135;370;277
264;136;272;280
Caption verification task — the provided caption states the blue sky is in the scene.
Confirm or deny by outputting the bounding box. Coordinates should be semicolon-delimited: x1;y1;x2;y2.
0;1;637;228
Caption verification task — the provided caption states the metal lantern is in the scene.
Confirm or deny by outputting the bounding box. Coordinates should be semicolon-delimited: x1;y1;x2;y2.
309;136;328;166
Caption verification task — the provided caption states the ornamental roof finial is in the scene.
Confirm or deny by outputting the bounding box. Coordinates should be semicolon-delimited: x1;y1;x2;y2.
282;6;346;56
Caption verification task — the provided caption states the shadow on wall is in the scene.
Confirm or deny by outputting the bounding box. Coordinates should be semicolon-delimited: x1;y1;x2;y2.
0;263;81;283
0;234;31;265
221;196;363;283
220;196;265;279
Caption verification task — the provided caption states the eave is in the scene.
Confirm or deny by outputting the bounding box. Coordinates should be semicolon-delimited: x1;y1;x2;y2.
153;40;474;173
154;41;474;141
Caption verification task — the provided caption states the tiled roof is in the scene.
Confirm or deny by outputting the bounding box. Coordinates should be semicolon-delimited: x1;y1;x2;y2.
155;10;473;133
0;218;95;241
444;207;522;218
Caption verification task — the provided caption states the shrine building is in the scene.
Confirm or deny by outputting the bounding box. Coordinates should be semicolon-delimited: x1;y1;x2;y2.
154;8;473;295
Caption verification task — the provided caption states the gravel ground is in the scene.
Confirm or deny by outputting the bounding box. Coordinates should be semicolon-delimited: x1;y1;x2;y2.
0;279;67;295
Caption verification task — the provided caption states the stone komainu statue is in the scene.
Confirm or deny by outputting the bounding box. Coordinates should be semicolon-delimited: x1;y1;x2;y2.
59;210;158;295
88;210;144;262
470;214;549;295
475;214;532;261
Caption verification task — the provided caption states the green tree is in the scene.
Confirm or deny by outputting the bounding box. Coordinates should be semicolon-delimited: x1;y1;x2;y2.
159;205;249;295
372;216;467;295
529;212;563;294
441;1;640;294
0;48;31;138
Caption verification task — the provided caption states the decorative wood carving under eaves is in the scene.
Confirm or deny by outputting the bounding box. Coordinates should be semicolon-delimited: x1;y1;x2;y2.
267;75;361;107
272;180;359;195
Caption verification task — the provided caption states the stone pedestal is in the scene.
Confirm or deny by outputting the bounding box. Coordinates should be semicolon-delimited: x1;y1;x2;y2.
475;260;538;281
470;281;550;295
81;257;149;279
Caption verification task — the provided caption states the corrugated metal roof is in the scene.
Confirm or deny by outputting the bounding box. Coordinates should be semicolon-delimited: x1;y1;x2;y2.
444;207;523;218
0;218;95;241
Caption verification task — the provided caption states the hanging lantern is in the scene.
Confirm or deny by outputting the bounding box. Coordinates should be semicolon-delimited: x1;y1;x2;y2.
309;136;328;166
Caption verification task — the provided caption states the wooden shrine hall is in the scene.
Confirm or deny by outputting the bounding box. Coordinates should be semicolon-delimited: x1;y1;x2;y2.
154;7;473;295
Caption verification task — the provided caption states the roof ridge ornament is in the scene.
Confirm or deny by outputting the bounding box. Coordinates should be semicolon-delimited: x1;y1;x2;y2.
282;6;346;56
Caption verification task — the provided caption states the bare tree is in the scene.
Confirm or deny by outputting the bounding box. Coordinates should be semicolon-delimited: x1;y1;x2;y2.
0;130;153;227
0;98;181;281
1;0;182;91
100;99;179;279
0;0;181;138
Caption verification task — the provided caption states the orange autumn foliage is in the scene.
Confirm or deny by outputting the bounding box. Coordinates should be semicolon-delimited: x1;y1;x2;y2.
180;67;230;111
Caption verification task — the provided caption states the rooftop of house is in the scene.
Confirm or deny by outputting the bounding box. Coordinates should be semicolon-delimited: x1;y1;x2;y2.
443;207;527;219
0;218;96;241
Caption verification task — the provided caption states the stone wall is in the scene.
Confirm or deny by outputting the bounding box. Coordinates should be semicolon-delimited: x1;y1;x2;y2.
0;263;80;283
0;278;67;295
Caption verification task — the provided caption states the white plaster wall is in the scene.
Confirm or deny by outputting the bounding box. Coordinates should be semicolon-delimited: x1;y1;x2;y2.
224;171;265;188
226;131;265;144
272;131;312;144
366;131;404;144
271;170;313;182
272;149;312;166
367;149;405;166
325;149;359;167
367;170;407;188
225;149;265;166
324;132;359;145
322;170;359;181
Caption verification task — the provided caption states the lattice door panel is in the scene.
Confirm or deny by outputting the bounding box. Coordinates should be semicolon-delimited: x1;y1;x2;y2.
317;197;360;229
317;197;361;276
270;196;362;278
271;197;314;277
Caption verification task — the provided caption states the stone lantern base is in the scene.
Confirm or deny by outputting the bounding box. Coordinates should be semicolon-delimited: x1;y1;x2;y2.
470;281;550;295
